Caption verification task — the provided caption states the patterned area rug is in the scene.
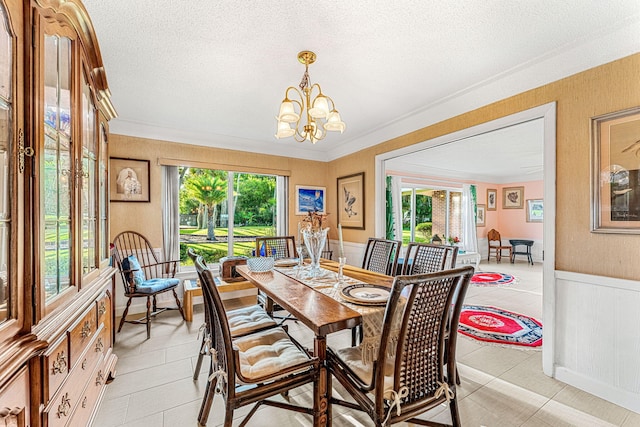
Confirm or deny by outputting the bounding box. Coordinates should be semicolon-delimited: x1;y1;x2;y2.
458;305;542;348
471;271;517;286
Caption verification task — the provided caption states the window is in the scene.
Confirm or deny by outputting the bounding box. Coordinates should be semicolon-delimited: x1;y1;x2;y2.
178;167;286;265
401;186;462;244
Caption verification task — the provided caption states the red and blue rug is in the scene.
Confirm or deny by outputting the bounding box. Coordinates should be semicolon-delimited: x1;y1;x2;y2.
458;305;542;348
471;271;517;287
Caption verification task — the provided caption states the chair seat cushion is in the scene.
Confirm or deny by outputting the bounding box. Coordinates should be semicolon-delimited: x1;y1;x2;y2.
334;346;395;390
234;327;312;381
135;278;180;294
227;304;277;337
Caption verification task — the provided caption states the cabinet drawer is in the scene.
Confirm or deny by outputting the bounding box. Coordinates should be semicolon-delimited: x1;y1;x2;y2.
0;366;29;427
68;306;97;368
43;335;69;403
96;291;112;342
44;326;105;427
66;352;109;427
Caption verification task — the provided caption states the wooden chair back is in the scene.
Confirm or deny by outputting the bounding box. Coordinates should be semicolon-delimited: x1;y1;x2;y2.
255;236;297;259
487;228;503;244
362;237;401;276
401;242;458;275
112;230;177;294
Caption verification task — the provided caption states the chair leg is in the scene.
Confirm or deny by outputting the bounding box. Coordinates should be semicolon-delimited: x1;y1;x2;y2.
198;375;217;426
172;288;186;319
449;395;462;427
146;296;152;340
118;298;133;332
193;333;207;380
153;295;158;313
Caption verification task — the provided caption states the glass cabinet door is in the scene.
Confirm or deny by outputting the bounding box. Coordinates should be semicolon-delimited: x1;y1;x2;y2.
0;2;11;323
81;76;97;277
43;34;73;301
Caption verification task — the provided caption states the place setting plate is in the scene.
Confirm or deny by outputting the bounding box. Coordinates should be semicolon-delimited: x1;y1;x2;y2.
340;284;390;306
274;258;299;267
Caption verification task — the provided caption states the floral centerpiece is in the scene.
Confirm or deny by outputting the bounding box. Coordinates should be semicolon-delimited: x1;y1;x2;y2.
301;210;329;277
447;236;460;245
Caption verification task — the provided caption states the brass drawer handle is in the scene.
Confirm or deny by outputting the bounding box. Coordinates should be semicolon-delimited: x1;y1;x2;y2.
95;370;104;386
95;337;104;353
56;393;71;418
81;320;92;339
82;358;88;370
98;301;107;317
52;351;67;375
81;396;88;409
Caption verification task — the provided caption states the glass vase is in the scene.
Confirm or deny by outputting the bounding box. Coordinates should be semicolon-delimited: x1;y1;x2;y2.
302;227;329;278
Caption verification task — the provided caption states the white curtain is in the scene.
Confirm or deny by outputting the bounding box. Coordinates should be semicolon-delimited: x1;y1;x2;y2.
162;166;180;264
391;176;403;241
461;184;478;253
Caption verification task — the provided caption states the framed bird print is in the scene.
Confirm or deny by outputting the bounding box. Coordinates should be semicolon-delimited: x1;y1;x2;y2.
337;172;365;229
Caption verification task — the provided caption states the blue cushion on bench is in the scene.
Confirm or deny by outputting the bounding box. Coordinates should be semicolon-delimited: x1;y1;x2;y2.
136;278;180;294
121;255;146;287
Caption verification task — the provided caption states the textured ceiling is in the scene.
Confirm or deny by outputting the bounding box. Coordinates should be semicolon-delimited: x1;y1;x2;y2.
83;0;640;167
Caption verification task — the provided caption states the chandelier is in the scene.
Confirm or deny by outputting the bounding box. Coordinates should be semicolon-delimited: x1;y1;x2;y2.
275;51;346;143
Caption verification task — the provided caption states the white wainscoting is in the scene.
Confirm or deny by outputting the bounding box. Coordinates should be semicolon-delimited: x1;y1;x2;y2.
554;270;640;413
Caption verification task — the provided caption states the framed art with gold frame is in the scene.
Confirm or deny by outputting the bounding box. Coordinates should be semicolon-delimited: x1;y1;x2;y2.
502;186;524;209
487;188;497;211
591;106;640;233
337;172;364;229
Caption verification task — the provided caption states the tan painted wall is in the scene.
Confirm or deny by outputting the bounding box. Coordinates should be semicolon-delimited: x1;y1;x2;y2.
329;53;640;279
110;53;640;279
109;136;329;247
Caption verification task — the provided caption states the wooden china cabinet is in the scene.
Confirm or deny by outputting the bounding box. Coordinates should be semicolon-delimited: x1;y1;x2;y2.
0;0;117;425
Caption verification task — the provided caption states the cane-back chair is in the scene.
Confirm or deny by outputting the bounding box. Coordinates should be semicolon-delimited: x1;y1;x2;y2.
487;229;512;262
362;237;402;276
112;231;185;339
254;236;299;323
351;237;402;346
193;253;318;426
328;266;474;426
187;249;277;380
401;242;458;275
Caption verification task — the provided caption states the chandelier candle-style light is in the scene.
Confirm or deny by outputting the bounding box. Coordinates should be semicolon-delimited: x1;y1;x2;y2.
275;51;346;143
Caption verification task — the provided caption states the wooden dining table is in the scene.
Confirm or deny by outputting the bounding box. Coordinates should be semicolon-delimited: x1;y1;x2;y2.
236;260;393;427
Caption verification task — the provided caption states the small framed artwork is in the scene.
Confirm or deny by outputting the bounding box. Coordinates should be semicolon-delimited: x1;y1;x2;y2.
487;188;497;211
502;186;524;209
526;199;544;223
476;204;486;226
337;172;365;229
591;106;640;233
110;157;150;202
295;185;326;215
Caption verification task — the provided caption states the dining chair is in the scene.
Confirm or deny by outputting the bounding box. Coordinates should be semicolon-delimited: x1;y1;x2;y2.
487;228;512;262
193;253;319;426
112;231;185;339
187;249;277;380
351;237;402;345
401;242;459;275
254;236;299;323
328;266;474;427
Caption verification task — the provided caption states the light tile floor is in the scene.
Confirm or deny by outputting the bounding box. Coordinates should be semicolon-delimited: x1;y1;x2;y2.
93;260;640;426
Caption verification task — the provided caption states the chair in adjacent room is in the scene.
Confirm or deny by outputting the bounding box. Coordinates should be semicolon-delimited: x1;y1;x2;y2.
187;249;277;380
487;228;512;262
193;253;318;426
254;236;298;323
401;242;459;275
328;266;474;426
112;231;185;339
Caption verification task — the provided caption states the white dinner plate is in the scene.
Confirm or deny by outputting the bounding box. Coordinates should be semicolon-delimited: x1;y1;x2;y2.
340;284;390;306
274;258;299;267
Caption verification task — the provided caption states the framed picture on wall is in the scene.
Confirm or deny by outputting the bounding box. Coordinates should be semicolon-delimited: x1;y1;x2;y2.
502;186;524;209
337;172;365;229
110;157;150;202
591;106;640;233
476;204;486;226
487;189;497;211
295;185;326;215
526;199;544;222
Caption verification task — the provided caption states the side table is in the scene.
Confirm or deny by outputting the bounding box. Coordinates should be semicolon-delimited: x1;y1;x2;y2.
508;239;534;265
183;278;256;322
